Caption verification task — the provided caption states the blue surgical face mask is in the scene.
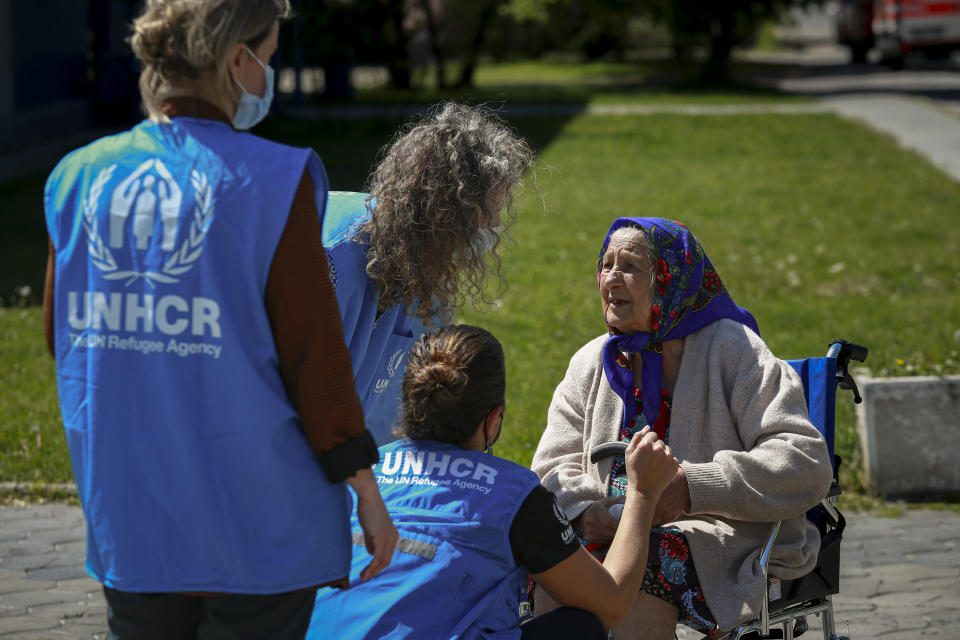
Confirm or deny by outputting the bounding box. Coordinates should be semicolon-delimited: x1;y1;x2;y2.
231;44;274;130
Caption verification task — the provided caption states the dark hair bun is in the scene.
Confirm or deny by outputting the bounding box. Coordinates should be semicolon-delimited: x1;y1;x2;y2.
398;325;505;445
406;360;466;424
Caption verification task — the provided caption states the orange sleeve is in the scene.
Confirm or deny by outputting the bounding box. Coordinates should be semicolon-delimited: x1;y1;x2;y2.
265;170;376;481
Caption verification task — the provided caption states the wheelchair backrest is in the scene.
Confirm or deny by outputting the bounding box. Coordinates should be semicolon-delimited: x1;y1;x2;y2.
785;356;838;475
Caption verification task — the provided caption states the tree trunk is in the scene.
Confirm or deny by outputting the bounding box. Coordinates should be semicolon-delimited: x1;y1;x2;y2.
702;15;735;83
323;63;354;99
455;0;500;89
290;0;305;106
419;0;447;89
385;0;412;90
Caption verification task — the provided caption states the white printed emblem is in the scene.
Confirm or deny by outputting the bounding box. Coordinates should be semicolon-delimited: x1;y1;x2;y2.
553;500;576;544
386;348;406;377
374;348;408;394
84;159;214;286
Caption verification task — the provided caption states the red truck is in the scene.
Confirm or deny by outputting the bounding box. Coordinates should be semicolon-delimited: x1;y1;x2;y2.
835;0;960;66
873;0;960;67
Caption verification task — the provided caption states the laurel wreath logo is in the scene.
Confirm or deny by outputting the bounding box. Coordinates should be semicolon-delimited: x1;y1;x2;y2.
83;165;215;287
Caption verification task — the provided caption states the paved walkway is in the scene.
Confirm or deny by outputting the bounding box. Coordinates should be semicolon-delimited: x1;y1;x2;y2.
823;95;960;183
1;503;958;639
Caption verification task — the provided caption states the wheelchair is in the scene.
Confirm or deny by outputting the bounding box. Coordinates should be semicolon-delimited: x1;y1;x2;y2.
590;339;868;640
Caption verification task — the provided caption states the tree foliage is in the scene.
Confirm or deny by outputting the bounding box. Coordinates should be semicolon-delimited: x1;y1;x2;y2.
644;0;801;65
285;0;817;93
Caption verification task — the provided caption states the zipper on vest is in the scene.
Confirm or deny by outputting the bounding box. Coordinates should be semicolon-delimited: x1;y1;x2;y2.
442;573;472;632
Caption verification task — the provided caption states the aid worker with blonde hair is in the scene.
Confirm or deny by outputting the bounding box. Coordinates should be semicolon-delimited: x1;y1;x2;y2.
42;1;397;637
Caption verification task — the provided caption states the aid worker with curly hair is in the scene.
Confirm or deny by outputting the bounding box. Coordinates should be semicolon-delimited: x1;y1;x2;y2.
321;103;535;446
41;1;396;637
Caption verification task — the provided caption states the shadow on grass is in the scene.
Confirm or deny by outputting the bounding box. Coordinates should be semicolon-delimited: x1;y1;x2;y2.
0;172;51;307
310;57;800;106
734;55;960;103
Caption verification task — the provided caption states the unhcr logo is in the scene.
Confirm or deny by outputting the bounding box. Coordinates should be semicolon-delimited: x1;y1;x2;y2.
83;159;215;286
67;157;224;360
377;450;499;495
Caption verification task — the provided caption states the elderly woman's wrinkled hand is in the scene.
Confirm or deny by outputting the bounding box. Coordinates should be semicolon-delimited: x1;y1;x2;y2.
625;426;678;501
652;466;692;526
572;496;626;545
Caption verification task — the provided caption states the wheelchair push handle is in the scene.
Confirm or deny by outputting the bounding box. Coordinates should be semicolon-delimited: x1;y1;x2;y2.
590;441;628;464
827;339;869;405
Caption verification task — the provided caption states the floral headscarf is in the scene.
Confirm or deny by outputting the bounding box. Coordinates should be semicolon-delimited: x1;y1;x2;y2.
598;217;759;431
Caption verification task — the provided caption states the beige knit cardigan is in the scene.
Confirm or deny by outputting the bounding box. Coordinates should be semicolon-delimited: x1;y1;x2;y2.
531;319;833;632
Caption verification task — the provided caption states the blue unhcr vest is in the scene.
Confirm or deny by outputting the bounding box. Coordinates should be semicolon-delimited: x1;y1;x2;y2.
309;439;541;640
322;193;434;446
43;117;353;593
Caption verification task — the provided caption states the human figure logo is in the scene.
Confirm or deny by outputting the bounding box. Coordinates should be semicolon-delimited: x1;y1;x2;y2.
84;159;215;287
109;158;182;251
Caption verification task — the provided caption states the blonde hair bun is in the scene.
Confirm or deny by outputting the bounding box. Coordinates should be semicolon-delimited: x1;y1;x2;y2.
129;0;291;120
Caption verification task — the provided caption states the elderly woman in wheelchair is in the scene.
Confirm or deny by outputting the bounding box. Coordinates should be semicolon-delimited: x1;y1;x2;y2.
531;217;834;639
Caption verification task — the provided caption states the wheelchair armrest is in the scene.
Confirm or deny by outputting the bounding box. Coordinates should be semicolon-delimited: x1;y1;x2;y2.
826;480;841;499
590;441;628;464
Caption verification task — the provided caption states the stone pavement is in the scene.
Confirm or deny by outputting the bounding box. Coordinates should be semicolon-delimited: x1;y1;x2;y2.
0;505;105;639
1;504;958;639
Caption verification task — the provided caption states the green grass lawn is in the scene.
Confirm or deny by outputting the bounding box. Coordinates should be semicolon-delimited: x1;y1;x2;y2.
0;307;67;482
3;107;958;509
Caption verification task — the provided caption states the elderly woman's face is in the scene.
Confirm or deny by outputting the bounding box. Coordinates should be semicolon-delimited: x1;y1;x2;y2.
599;236;653;334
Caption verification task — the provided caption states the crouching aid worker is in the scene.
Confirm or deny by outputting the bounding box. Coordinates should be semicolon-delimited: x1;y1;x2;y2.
308;325;679;639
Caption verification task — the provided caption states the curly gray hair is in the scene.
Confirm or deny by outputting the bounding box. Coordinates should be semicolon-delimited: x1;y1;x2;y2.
358;102;536;322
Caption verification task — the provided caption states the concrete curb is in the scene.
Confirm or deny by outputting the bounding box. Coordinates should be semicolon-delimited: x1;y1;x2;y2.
285;102;832;121
0;483;78;496
857;375;960;496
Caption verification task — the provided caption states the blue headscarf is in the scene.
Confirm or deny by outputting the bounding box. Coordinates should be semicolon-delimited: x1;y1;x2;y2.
598;217;759;431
